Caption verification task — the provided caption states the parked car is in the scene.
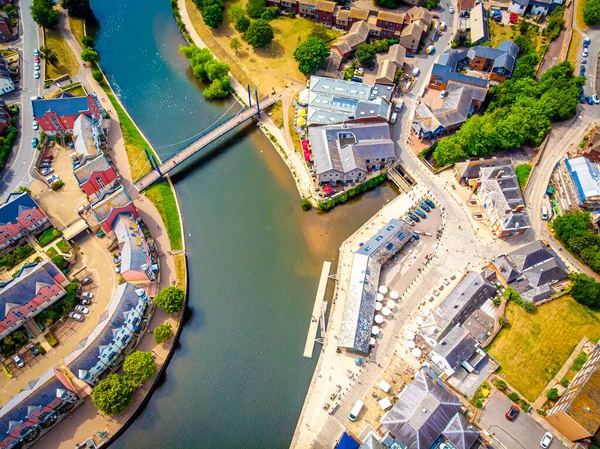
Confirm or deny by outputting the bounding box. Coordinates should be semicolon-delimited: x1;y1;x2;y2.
583;48;589;57
78;298;91;305
593;95;600;104
29;344;39;357
81;277;93;285
581;65;586;74
414;207;427;219
350;76;362;82
586;96;595;105
31;137;38;148
582;57;587;64
40;168;53;176
34;63;40;71
354;67;364;75
540;432;553;448
40;162;51;169
13;354;24;368
80;292;94;299
32;121;39;131
368;61;375;71
34;71;40;79
113;255;121;264
403;216;415;226
425;198;435;209
449;6;455;13
115;265;121;273
419;202;431;212
408;212;420;222
34;56;40;63
390;112;398;124
34;48;39;56
75;305;89;314
505;405;519;421
579;93;586;103
68;312;84;322
44;153;54;160
46;175;58;184
68;142;74;149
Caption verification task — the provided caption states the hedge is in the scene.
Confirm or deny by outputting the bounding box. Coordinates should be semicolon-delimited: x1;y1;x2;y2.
317;173;387;211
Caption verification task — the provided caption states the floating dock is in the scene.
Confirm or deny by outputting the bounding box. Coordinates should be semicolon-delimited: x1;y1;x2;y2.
303;261;332;358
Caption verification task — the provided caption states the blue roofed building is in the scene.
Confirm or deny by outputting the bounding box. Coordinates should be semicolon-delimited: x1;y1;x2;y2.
338;219;415;353
565;156;600;209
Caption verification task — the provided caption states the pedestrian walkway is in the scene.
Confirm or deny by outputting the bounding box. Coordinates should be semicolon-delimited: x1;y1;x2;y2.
303;261;331;358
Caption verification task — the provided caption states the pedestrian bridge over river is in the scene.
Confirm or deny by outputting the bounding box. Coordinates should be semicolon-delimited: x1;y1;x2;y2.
133;95;275;191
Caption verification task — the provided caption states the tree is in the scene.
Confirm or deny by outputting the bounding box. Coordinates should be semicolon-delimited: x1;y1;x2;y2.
583;0;600;25
246;0;266;18
155;286;185;313
180;45;231;100
203;78;229;99
246;19;274;48
235;15;250;33
310;24;329;41
61;0;94;19
154;323;174;344
92;374;134;416
546;388;559;401
261;6;279;20
203;4;224;29
569;273;600;308
205;60;229;80
92;69;104;82
81;47;99;63
51;254;68;271
355;43;376;65
511;53;539;80
123;351;156;385
31;0;59;28
422;0;440;9
228;4;245;22
82;35;95;48
230;37;241;54
38;46;59;67
293;37;329;75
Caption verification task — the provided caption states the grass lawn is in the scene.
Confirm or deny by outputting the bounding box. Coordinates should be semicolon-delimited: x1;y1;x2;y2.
575;0;587;31
174;253;186;289
567;30;582;67
288;103;301;152
488;296;600;402
488;20;548;54
44;28;79;80
185;0;340;93
144;181;183;251
515;163;532;190
63;83;87;97
68;16;86;49
270;100;284;128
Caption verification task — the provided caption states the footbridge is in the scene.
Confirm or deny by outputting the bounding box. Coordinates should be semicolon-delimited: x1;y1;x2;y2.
133;94;275;191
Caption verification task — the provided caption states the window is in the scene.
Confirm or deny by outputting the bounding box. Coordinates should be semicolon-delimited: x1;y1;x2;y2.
96;176;105;188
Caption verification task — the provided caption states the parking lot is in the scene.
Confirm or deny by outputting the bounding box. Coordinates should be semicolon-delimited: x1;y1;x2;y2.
480;392;568;449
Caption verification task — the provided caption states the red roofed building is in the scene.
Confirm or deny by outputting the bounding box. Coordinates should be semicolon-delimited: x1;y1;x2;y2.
31;94;104;133
73;155;119;200
91;186;139;233
0;191;49;251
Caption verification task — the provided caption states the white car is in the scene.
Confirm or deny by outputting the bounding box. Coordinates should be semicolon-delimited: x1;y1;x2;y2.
440;90;446;98
40;168;53;176
32;121;39;131
34;71;40;79
75;305;89;314
449;6;455;13
80;291;94;299
34;48;39;56
540;432;553;448
13;355;24;368
34;63;40;70
593;94;600;104
68;311;84;322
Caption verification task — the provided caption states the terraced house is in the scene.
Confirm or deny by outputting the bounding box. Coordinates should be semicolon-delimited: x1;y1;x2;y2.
73;154;119;200
0;192;49;251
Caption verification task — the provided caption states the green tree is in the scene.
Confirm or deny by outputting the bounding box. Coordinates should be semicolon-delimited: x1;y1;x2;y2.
583;0;600;25
227;4;245;22
61;0;94;19
82;35;95;48
203;4;224;28
92;69;104;82
235;15;250;33
155;286;185;313
246;19;274;48
205;60;229;81
569;273;600;308
38;46;59;67
51;254;69;271
230;37;241;54
31;0;59;28
154;323;174;344
261;6;279;20
309;23;329;41
422;0;440;9
293;37;329;75
355;43;376;65
81;47;100;63
203;78;229;99
511;53;540;80
123;351;156;385
246;0;266;18
544;7;564;40
546;388;559;401
92;374;135;416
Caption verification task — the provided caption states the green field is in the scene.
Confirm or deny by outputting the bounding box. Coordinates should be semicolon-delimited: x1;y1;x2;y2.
489;297;600;401
44;28;79;80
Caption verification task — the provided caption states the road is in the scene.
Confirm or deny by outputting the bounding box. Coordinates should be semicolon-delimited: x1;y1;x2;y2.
0;0;43;196
480;393;569;449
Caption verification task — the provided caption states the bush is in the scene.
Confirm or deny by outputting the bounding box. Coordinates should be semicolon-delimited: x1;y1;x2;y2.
560;378;569;387
494;379;507;391
155;286;185;313
0;245;35;270
51;254;69;271
355;43;376;65
572;351;589;371
154;323;174;344
46;247;58;257
515;164;532;189
179;45;231;100
493;297;501;307
546;388;559;401
92;69;104;82
51;179;64;190
56;238;71;253
37;227;63;246
507;392;520;403
317;173;386;211
504;287;535;312
235;15;250;33
583;0;600;26
36;343;46;355
261;6;279;20
44;331;58;347
519;399;531;412
301;198;312;211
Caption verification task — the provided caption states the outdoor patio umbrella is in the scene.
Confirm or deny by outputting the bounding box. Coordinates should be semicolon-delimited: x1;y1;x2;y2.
407;340;416;348
379;285;388;294
382;307;391;316
375;302;383;311
410;323;419;332
404;331;415;340
371;326;381;335
390;290;399;299
369;337;376;346
412;348;422;358
386;300;396;309
376;293;385;302
374;314;384;324
416;317;424;325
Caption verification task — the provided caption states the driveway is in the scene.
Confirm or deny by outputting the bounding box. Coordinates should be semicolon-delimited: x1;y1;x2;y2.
480;393;569;449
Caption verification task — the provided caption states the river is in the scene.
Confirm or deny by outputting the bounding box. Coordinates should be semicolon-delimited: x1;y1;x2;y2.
90;1;396;447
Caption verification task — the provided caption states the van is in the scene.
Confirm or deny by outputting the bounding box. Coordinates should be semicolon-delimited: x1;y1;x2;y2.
541;205;549;221
390;112;398;124
412;67;421;77
394;98;403;111
349;400;364;421
426;45;435;55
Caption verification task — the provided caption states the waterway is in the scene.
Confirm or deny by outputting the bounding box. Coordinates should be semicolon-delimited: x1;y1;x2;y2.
90;1;396;447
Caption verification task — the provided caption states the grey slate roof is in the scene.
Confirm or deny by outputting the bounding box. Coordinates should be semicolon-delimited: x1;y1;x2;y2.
442;413;482;449
508;240;556;271
113;214;150;276
91;186;132;224
490;255;520;283
433;326;477;370
359;435;385;449
73;154;112;185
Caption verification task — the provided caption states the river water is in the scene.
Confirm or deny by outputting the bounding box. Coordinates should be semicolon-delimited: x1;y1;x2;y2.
90;1;395;447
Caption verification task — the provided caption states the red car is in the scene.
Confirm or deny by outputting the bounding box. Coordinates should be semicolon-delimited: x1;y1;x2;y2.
506;405;519;421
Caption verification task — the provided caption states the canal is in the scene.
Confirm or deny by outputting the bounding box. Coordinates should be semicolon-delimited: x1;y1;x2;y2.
90;1;396;447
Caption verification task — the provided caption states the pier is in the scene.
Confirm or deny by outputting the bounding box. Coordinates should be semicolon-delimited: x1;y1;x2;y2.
303;261;332;358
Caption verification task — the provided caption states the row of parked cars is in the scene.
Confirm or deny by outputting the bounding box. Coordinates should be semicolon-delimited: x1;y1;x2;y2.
68;280;94;322
39;153;62;185
579;37;598;105
402;198;435;227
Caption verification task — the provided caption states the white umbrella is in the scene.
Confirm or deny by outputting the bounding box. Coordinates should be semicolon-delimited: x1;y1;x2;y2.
412;348;422;358
407;340;416;348
369;337;376;345
382;307;391;316
376;293;385;302
404;331;415;340
379;285;388;294
372;326;381;335
390;290;399;299
386;300;396;309
374;314;384;324
410;323;419;332
416;317;424;325
375;302;383;311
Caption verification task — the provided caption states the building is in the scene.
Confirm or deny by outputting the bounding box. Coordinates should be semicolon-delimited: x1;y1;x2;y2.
73;154;119;199
308;122;397;185
339;219;415;353
406;6;433;31
453;157;513;185
113;214;157;282
469;3;489;44
335;7;370;30
399;22;424;52
315;0;336;25
0;99;12;134
330;20;371;63
458;0;476;15
72;113;103;158
376;11;405;38
412;81;487;139
0;191;49;251
0;11;14;41
0;259;69;340
487;240;568;302
565;157;600;209
32;94;104;133
476;163;531;238
429;49;489;91
381;368;484;449
421;271;496;342
467;41;518;83
375;59;397;84
546;344;600;441
509;0;562;16
72;283;151;385
0;55;14;95
91;186;139;233
581;127;600;163
306;76;393;125
267;0;299;13
428;326;479;377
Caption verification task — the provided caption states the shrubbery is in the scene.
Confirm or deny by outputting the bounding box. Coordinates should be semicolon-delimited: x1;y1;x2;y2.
317;174;386;211
180;45;230;100
553;211;600;275
0;245;35;270
38;227;63;246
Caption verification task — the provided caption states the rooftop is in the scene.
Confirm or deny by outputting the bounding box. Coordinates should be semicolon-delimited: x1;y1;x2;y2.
73;154;113;185
91;186;133;224
32;95;90;119
565;157;600;202
0;192;42;226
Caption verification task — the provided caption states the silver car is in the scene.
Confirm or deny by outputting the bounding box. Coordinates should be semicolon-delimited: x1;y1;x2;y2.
68;311;84;322
75;305;89;314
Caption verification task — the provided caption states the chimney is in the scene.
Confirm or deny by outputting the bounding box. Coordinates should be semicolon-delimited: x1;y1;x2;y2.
495;170;505;179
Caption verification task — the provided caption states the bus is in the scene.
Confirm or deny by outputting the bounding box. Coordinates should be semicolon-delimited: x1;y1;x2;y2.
348;400;364;421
